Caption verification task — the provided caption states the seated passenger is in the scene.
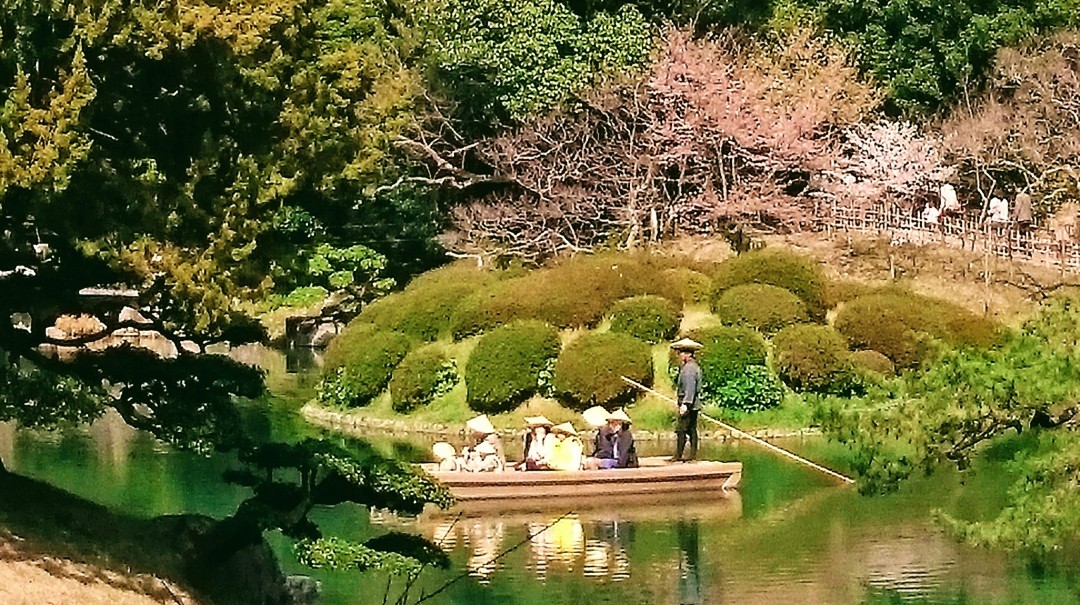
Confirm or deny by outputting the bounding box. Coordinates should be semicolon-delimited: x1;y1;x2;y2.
432;441;460;471
548;422;584;471
465;441;501;472
517;416;555;471
585;409;636;469
461;414;506;472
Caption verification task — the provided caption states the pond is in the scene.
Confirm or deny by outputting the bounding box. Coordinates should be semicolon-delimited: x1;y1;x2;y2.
0;345;1076;605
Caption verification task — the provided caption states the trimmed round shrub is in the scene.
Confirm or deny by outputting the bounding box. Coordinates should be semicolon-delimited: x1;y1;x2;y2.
551;332;653;410
713;365;785;412
450;253;683;339
773;325;855;393
834;290;1001;369
465;321;561;413
664;267;713;305
688;325;769;386
714;284;810;334
609;295;682;344
711;248;828;319
320;328;412;407
850;349;895;376
354;263;498;341
389;345;458;413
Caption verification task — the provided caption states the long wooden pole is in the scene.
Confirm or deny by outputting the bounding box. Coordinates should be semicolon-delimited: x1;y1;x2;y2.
620;376;855;485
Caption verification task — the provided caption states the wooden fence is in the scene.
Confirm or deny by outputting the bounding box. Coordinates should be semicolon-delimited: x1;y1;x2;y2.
815;202;1080;273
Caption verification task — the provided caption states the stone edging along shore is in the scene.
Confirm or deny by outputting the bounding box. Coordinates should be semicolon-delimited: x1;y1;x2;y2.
300;403;821;442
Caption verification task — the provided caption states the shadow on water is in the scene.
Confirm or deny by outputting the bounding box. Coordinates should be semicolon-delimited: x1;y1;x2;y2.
0;345;1077;605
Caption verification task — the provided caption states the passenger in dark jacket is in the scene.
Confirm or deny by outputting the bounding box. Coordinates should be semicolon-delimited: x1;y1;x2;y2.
585;409;637;469
592;424;614;459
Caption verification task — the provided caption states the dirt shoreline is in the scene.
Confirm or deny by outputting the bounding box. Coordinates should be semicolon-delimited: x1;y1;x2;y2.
300;403;822;442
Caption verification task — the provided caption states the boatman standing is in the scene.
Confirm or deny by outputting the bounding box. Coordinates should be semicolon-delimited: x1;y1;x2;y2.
671;337;703;462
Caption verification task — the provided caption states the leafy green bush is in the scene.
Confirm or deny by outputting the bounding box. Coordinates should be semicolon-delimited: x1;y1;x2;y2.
711;248;828;319
850;349;895;376
321;328;413;407
688;325;769;386
713;365;785;412
773;324;855;393
354;263;498;341
450;253;682;338
389;345;459;413
551;332;653;410
834;291;1001;369
465;321;561;413
609;295;682;343
714;283;809;334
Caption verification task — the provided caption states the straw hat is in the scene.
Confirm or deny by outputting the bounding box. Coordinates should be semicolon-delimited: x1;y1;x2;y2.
608;409;632;423
432;442;457;461
475;441;497;455
466;414;496;435
670;337;704;351
524;415;554;427
582;406;610;428
551;422;578;436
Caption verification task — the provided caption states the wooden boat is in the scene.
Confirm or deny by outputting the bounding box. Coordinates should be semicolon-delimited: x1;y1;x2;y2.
421;456;742;512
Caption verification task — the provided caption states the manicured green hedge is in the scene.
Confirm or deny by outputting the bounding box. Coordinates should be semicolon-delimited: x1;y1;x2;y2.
711;248;829;319
353;263;498;341
450;253;682;339
664;267;713;305
714;284;809;334
609;295;682;344
684;325;770;399
465;321;561;413
772;324;854;393
320;328;413;407
850;349;895;376
389;345;458;413
834;291;1001;369
712;365;785;412
551;332;653;410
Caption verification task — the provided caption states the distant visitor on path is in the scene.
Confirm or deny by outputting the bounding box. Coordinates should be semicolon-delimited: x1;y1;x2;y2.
671;337;703;462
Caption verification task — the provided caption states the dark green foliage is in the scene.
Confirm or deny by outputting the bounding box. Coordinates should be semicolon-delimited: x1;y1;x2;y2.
320;329;413;407
714;283;810;334
355;263;498;341
711;248;829;319
850;349;895;376
551;332;653;409
773;324;856;394
808;0;1080;115
388;345;458;413
713;365;785;412
663;267;713;305
450;253;682;338
834;291;1001;369
609;295;682;344
465;321;561;413
689;326;769;386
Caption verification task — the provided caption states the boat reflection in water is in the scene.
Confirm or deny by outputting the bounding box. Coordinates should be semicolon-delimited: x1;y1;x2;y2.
401;494;741;589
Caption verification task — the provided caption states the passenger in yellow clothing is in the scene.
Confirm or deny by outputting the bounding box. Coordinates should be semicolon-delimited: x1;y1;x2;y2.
547;422;584;471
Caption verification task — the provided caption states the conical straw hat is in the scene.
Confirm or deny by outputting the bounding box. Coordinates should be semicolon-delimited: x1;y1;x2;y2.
524;415;554;427
608;409;632;423
582;406;610;427
670;337;703;351
551;422;578;436
432;442;457;460
466;414;496;434
475;441;497;455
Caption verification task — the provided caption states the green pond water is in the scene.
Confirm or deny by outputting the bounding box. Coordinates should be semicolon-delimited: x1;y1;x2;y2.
0;345;1076;605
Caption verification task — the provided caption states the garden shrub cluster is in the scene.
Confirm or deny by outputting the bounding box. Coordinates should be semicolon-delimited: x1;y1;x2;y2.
663;267;713;305
688;326;769;386
713;365;785;412
850;349;895;376
835;290;1001;369
464;321;561;413
551;332;653;410
714;283;809;334
353;263;498;341
320;329;413;407
388;345;458;413
772;324;855;394
450;253;683;338
609;295;682;343
711;248;829;319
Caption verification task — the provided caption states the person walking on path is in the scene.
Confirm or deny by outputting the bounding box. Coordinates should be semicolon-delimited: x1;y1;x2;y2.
671;338;703;461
